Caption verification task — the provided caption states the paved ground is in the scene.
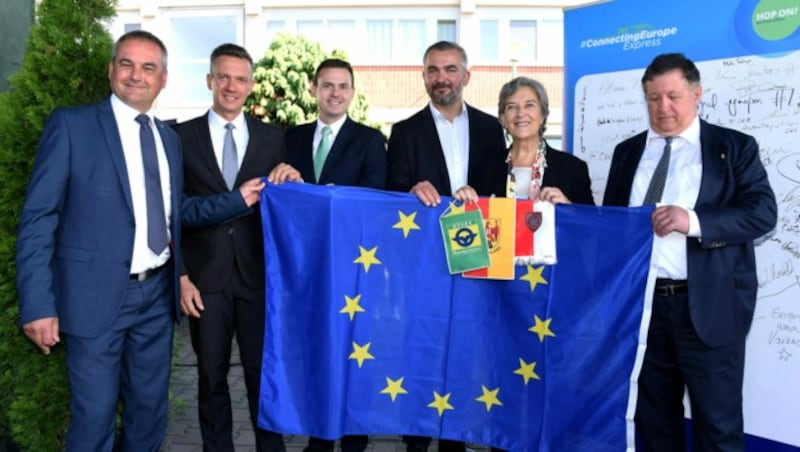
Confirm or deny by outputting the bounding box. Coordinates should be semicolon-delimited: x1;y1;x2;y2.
162;321;488;452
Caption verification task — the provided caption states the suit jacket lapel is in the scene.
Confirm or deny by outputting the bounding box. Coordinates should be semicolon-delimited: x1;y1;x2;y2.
696;120;725;207
194;113;230;190
156;117;183;226
465;104;485;188
239;116;263;187
420;107;451;191
97;98;134;214
320;117;354;182
617;132;648;204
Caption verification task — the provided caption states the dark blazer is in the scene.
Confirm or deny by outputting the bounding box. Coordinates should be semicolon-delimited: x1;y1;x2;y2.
285;117;386;188
543;145;595;205
16;97;247;337
387;104;507;196
603;119;777;347
175;113;287;293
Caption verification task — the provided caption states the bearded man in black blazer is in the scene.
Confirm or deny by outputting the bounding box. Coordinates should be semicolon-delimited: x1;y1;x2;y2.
174;43;300;452
387;40;506;452
603;53;776;452
387;41;506;209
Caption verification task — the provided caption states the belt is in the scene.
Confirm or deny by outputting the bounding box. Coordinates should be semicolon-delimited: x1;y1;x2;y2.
130;262;169;281
654;278;688;296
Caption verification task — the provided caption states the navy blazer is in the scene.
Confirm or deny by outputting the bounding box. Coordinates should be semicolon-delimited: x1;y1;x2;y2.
16;97;247;337
175;113;287;292
541;145;595;205
387;104;507;196
603;119;777;347
285;117;387;188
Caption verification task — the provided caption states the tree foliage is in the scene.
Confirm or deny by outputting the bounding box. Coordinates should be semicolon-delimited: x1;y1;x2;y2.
0;0;114;449
245;33;375;130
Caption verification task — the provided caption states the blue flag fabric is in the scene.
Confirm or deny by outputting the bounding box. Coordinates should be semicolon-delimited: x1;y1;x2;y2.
258;182;653;451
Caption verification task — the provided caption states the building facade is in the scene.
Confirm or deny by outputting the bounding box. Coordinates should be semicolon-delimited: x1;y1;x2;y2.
109;0;596;142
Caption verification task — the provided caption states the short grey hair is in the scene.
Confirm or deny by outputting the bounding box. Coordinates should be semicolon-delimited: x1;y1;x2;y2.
423;41;468;69
112;30;168;70
497;76;549;136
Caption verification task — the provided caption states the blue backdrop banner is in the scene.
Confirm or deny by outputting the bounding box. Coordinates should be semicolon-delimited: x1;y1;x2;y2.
258;182;653;451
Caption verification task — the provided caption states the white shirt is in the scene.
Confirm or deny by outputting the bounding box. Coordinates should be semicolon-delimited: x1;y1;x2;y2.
313;115;347;158
510;167;533;200
630;115;703;279
430;103;469;194
110;94;172;273
208;109;249;172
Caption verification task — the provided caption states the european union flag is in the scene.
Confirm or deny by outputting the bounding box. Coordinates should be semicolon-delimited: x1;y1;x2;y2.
258;182;654;451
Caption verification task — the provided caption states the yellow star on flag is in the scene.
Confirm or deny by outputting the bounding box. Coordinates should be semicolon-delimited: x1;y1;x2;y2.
475;385;503;412
348;341;374;368
427;391;454;417
380;377;408;402
392;211;421;238
353;245;381;273
529;315;556;342
445;201;465;216
513;358;541;385
519;264;548;292
339;294;365;321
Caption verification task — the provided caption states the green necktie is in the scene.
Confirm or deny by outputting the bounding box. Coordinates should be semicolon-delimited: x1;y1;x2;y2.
313;125;332;182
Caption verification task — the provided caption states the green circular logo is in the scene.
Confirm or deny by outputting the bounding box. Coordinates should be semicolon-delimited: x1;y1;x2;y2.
752;0;800;41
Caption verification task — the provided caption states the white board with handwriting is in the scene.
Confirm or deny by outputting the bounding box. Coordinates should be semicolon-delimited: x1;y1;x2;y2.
573;52;800;446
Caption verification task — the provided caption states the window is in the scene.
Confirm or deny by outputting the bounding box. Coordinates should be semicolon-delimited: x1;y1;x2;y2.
164;11;241;106
510;20;537;62
266;20;285;47
539;19;564;65
366;20;392;62
480;20;498;61
297;20;324;43
397;20;425;62
124;23;141;33
437;20;456;42
327;20;356;55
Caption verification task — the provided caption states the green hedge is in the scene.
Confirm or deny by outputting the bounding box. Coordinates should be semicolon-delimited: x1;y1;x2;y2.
0;0;114;449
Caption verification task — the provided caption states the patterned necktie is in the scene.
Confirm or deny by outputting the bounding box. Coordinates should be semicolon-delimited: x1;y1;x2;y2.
222;123;238;190
642;136;674;205
314;125;332;182
135;114;169;255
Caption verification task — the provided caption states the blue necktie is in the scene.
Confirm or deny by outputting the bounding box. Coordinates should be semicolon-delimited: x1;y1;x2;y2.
222;123;238;190
135;114;169;255
314;125;332;182
643;136;674;205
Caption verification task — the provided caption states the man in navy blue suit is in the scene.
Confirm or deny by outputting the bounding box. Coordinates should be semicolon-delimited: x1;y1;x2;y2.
285;58;386;189
16;31;264;452
603;53;777;452
285;58;386;452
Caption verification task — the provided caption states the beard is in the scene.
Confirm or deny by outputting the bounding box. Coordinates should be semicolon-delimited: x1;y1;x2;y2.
427;83;461;107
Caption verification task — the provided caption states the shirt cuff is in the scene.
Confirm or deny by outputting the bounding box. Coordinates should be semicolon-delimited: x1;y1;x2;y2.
687;209;701;238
